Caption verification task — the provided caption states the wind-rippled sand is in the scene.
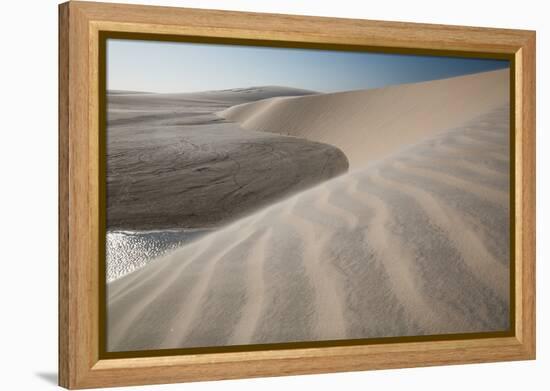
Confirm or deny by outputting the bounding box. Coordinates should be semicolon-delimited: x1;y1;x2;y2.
107;91;510;351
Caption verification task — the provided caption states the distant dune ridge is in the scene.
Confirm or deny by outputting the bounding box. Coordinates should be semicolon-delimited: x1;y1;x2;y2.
108;85;317;122
107;69;510;351
220;69;509;168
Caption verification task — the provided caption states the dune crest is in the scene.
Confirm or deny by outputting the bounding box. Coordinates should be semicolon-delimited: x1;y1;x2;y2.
220;69;509;168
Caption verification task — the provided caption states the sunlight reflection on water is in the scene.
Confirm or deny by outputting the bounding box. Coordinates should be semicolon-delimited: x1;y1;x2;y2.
106;229;210;282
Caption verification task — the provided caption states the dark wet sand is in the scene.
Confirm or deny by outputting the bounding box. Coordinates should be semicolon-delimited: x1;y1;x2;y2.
107;87;348;230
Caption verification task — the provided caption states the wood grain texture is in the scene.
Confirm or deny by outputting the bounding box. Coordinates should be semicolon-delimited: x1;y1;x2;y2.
58;1;536;388
58;3;70;387
518;33;536;355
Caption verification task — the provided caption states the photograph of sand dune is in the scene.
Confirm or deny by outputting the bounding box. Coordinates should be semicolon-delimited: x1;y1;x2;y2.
104;38;511;353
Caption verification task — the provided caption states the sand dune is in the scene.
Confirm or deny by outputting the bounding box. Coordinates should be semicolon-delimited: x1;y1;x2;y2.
106;86;346;230
108;85;316;123
107;104;510;352
220;69;509;168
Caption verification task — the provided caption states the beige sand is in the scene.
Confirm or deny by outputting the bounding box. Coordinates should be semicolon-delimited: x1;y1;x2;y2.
220;69;509;168
107;99;510;351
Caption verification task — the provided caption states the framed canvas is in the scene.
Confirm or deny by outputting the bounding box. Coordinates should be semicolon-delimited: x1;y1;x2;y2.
58;1;536;389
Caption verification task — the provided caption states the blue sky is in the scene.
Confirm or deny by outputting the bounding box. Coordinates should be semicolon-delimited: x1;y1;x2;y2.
107;39;509;93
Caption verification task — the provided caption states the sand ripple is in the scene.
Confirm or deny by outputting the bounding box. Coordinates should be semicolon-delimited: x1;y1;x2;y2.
107;104;510;352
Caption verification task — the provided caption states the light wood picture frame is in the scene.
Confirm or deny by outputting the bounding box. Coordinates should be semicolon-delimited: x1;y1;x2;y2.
59;1;536;389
